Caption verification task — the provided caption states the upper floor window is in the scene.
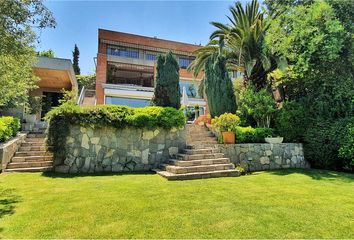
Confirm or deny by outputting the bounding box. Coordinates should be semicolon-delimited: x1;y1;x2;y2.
179;57;192;69
145;53;157;61
107;46;139;59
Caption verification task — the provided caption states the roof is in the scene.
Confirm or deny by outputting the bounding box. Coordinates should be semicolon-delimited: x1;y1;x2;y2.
33;57;78;90
98;29;203;53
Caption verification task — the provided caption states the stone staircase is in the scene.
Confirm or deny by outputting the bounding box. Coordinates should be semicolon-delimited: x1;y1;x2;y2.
156;124;240;180
4;123;53;173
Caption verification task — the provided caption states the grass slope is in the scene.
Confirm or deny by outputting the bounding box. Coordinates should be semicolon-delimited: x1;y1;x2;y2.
0;169;353;239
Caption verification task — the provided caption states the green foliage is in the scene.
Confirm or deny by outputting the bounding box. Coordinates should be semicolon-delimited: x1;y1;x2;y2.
275;101;307;142
235;166;246;175
26;96;42;115
37;49;55;58
0;116;20;142
59;89;77;105
204;54;236;117
238;86;277;128
211;113;240;133
236;126;274;143
0;52;39;109
304;118;354;171
45;103;186;162
153;51;180;109
0;0;55;109
76;74;96;90
338;124;354;166
72;44;80;75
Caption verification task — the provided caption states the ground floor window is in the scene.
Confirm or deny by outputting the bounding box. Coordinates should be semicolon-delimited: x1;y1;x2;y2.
105;96;151;108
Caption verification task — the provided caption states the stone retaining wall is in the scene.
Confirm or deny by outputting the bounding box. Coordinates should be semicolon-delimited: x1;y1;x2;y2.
0;133;27;171
213;143;309;171
55;125;186;173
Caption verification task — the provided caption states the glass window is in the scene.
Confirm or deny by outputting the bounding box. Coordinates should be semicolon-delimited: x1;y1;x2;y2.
180;82;199;98
145;53;157;61
107;46;139;59
105;96;151;108
179;57;192;69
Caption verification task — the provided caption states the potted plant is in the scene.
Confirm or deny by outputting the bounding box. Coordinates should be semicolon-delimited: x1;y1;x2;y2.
24;96;42;123
265;135;284;144
194;105;200;120
211;113;240;144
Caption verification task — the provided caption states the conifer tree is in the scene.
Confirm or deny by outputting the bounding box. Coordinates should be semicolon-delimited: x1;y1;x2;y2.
72;44;80;75
153;51;180;109
204;54;236;117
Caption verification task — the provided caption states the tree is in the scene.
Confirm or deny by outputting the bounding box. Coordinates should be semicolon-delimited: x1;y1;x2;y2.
72;44;80;75
76;74;96;90
189;0;286;90
204;54;236;117
152;51;180;109
0;0;56;109
37;49;55;58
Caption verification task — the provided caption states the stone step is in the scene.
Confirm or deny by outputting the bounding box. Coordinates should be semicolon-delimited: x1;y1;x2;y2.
185;143;217;149
182;148;220;155
21;142;46;147
155;169;240;180
19;146;46;151
6;161;53;169
4;166;53;173
162;163;234;174
169;158;231;167
11;155;53;162
27;133;46;138
24;138;46;143
177;153;224;161
15;151;51;157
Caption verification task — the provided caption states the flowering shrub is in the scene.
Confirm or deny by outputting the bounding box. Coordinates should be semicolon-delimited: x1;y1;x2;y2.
211;113;240;133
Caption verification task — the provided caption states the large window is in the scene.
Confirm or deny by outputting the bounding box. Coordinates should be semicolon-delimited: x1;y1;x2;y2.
179;57;192;69
107;46;139;59
145;53;157;61
105;96;150;108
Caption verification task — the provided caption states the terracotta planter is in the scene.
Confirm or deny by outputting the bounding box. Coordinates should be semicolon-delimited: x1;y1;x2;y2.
222;131;235;144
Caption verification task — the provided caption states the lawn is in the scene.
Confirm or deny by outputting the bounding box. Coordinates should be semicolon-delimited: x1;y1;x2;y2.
0;169;353;239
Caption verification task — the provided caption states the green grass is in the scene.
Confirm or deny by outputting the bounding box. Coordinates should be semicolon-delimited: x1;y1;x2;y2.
0;169;353;239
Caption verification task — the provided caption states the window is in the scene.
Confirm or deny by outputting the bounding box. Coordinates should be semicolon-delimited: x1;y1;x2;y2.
145;53;157;61
105;96;150;108
179;57;192;69
107;46;139;59
180;82;199;98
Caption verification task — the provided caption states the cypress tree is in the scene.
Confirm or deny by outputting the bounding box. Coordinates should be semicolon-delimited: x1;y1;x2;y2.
204;54;236;117
72;44;80;75
153;51;180;109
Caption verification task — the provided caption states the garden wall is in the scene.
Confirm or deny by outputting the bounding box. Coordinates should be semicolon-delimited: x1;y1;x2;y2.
54;125;186;173
0;133;27;171
213;143;309;171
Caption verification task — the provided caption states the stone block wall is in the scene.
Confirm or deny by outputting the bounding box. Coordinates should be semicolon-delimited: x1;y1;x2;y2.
55;125;186;173
214;143;309;172
0;133;27;171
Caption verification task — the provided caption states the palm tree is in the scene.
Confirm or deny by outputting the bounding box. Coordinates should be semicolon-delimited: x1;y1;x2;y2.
189;0;285;90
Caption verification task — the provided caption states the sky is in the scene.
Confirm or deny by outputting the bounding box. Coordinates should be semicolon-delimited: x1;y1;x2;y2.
37;0;236;74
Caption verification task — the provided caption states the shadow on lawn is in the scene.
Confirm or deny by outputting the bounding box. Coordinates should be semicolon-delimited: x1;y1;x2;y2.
268;168;354;183
41;171;155;179
0;188;22;232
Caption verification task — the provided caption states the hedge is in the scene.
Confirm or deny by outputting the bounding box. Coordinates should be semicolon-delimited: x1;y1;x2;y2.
0;116;21;142
45;103;186;162
236;126;274;143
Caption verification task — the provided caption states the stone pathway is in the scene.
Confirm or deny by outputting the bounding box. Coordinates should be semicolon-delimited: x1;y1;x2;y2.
155;124;240;180
4;122;53;172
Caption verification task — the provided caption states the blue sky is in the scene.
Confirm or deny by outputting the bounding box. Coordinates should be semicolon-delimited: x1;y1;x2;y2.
37;0;236;74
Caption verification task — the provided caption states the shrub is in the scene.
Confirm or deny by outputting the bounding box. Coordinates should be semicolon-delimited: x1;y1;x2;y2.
0;116;21;142
236;126;274;143
211;113;240;133
304;117;354;171
238;86;277;128
339;123;354;168
235;166;246;175
195;114;211;125
275;101;308;142
45;103;186;163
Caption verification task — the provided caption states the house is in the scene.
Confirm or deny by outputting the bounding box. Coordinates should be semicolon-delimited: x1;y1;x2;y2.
87;29;207;113
1;56;77;127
